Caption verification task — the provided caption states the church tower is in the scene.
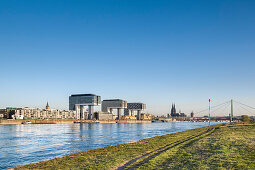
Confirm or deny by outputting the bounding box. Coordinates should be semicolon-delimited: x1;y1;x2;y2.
171;103;177;117
170;103;173;117
46;102;50;110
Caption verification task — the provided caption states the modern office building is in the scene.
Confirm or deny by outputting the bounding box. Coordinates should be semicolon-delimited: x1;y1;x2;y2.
69;94;101;120
101;99;127;120
124;103;146;120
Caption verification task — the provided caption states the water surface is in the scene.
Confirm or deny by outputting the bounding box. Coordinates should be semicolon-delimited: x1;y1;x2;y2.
0;122;222;169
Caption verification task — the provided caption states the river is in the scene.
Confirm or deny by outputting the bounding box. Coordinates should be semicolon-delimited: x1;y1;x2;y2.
0;122;222;169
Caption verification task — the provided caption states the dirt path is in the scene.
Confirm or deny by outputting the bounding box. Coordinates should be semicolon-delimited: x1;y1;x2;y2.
117;128;215;170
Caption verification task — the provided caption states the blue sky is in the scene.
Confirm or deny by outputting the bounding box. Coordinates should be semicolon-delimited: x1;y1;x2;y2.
1;0;255;116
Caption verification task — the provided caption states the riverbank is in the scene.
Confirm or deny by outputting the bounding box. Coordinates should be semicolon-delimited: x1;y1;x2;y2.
14;123;255;169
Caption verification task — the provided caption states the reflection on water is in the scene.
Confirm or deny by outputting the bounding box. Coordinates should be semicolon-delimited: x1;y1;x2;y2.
0;122;222;169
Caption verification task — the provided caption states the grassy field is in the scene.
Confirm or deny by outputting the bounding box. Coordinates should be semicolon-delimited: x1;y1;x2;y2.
16;123;255;169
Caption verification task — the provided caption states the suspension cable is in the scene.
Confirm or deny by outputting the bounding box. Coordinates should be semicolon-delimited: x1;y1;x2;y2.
195;100;230;115
213;102;229;116
210;102;230;116
234;100;255;110
239;105;254;115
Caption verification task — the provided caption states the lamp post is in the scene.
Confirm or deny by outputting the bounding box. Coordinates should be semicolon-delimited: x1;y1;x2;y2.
209;99;211;127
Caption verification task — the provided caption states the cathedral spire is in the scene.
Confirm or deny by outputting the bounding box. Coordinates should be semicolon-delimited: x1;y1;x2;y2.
46;102;50;110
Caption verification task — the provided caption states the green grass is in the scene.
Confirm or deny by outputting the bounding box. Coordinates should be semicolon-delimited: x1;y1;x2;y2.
137;123;255;170
16;123;255;169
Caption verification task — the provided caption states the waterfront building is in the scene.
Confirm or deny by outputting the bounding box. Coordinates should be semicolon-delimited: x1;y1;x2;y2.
13;107;77;119
5;108;18;119
124;103;146;120
140;113;153;120
0;108;21;119
121;115;137;120
101;99;127;120
94;111;114;120
2;94;151;121
0;109;7;119
69;94;101;120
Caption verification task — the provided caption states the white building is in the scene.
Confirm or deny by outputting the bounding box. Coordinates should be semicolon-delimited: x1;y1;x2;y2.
13;107;77;120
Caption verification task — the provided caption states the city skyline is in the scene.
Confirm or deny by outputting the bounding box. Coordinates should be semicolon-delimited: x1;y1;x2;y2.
1;0;255;116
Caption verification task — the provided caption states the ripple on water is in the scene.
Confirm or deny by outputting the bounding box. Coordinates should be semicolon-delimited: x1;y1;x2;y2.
0;122;223;169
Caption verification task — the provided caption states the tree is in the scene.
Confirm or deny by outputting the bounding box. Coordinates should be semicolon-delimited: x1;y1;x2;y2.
241;115;251;122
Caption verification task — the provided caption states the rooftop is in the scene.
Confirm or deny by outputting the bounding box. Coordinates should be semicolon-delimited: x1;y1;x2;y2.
70;94;97;97
103;99;125;101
